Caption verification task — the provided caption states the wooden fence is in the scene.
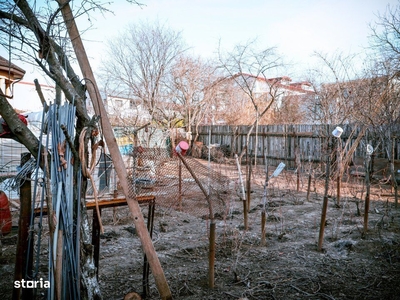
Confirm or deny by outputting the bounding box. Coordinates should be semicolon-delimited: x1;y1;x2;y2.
195;124;400;169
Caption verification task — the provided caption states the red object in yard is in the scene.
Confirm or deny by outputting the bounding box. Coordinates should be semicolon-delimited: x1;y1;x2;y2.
0;190;12;236
175;141;189;156
0;114;28;137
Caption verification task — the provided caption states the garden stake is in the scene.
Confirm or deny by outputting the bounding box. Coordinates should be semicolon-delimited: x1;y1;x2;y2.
295;136;300;192
235;154;248;230
306;156;312;201
318;137;331;251
209;221;216;288
336;139;342;207
261;158;268;246
261;158;286;245
386;142;399;208
176;152;216;288
364;144;374;234
247;152;252;212
178;159;182;211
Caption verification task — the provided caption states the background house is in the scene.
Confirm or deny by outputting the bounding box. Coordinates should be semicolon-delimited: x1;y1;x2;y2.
212;73;315;125
0;55;25;99
1;55;55;113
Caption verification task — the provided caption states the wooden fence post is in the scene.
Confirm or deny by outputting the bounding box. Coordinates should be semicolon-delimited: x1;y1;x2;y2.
13;153;33;300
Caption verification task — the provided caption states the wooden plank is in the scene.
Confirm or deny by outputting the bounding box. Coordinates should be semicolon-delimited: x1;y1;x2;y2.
34;195;156;216
58;2;172;299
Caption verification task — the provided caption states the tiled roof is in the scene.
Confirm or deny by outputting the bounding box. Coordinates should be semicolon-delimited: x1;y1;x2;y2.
0;55;26;78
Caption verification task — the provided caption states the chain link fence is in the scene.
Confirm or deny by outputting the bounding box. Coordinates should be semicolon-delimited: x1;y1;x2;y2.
124;147;235;219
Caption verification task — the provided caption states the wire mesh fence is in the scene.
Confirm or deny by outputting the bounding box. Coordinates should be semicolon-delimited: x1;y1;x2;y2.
124;147;235;219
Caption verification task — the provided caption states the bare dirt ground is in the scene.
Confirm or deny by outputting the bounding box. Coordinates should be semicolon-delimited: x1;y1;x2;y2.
1;160;400;300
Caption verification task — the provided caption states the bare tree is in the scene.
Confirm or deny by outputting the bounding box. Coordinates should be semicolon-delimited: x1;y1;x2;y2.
270;93;309;124
305;52;378;207
212;80;253;125
306;12;400;207
100;20;186;130
0;1;142;298
168;55;224;142
218;40;285;158
306;52;361;125
369;3;400;71
368;3;400;207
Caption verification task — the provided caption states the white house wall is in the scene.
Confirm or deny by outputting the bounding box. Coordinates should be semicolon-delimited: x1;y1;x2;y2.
8;81;56;113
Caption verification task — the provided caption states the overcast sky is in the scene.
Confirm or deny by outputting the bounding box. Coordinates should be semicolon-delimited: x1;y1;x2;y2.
2;0;398;83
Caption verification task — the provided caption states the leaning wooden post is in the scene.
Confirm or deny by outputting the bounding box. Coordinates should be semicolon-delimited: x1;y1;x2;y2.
176;152;215;288
57;2;172;298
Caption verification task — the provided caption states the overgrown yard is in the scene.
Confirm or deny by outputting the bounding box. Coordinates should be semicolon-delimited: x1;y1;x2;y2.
1;160;400;299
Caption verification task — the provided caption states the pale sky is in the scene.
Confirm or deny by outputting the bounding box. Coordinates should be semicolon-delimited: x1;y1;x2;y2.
2;0;398;83
79;0;397;80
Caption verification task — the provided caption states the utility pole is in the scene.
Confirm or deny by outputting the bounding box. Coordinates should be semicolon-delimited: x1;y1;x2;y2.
57;1;172;299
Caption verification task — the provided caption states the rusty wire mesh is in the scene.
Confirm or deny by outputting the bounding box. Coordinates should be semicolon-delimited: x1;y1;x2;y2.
125;147;235;218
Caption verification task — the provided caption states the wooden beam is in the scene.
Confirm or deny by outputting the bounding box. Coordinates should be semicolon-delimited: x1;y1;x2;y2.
34;196;156;216
57;2;172;299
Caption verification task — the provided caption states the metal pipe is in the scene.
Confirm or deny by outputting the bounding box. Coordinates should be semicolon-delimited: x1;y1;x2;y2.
57;3;171;298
